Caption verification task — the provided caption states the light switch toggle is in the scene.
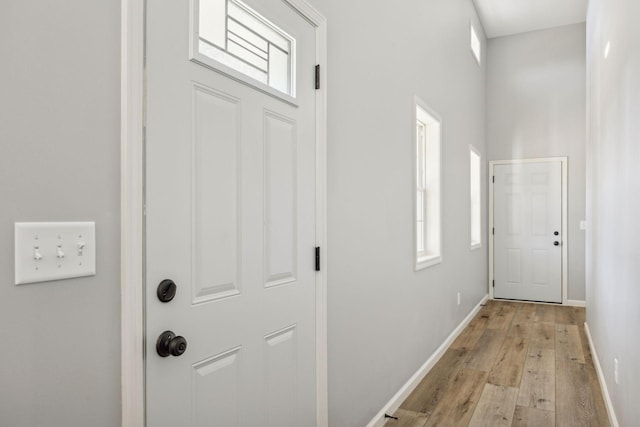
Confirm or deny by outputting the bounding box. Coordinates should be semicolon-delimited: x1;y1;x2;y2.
77;242;85;256
56;246;65;259
33;247;43;261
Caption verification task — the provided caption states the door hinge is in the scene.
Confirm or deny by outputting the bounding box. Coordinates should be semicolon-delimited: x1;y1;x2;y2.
492;227;495;235
315;246;320;271
493;280;495;288
492;176;495;183
315;64;320;90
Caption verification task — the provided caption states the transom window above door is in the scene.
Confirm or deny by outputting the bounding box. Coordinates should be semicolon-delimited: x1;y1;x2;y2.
192;0;296;97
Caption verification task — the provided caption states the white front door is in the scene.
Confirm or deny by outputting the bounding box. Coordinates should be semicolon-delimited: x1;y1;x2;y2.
493;161;563;303
145;0;317;425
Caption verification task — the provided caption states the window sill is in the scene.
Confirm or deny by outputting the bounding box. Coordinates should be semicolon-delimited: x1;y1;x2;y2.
415;255;442;271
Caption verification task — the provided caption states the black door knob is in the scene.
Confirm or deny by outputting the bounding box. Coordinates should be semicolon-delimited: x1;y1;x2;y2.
157;279;177;302
554;231;559;236
554;241;560;246
156;331;188;357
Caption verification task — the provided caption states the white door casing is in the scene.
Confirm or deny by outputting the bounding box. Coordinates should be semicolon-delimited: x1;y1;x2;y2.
490;159;567;304
120;0;328;426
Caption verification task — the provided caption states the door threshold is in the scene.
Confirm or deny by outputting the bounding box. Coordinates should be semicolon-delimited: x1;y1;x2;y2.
492;297;562;305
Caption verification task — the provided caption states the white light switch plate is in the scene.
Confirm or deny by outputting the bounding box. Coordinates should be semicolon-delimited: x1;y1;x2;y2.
15;222;96;285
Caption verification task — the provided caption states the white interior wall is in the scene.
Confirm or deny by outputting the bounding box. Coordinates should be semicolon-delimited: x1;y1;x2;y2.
6;1;621;426
586;0;640;425
0;1;121;426
0;1;488;424
486;23;587;301
310;0;488;425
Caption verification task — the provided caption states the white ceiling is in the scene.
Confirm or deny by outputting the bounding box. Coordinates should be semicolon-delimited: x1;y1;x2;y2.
472;0;588;39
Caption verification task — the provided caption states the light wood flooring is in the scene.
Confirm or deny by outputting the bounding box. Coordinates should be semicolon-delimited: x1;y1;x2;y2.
385;300;610;427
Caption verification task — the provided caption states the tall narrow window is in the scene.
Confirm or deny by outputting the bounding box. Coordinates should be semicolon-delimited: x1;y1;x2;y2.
470;23;481;65
470;146;481;249
414;98;442;270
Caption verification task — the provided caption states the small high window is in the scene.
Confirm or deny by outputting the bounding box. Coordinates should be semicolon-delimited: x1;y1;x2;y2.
470;23;481;65
414;98;442;270
470;146;481;249
193;0;296;97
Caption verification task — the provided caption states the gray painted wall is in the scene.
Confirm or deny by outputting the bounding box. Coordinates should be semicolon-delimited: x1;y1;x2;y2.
486;24;587;301
311;0;488;425
12;1;612;426
586;0;640;425
2;1;487;425
0;1;121;426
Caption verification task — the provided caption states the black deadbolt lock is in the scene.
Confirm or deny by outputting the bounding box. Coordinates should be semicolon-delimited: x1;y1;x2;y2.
554;231;559;236
156;331;187;357
554;241;560;246
157;279;177;303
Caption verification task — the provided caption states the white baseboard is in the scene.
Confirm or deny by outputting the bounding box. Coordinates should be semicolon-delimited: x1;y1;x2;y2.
366;294;490;427
584;322;619;427
566;299;586;307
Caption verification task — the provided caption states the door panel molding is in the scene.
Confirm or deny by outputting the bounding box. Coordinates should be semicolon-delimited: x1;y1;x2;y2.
191;82;242;304
489;157;568;305
120;0;327;426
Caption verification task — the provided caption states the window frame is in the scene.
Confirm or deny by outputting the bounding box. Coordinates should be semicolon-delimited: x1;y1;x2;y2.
470;22;481;66
413;96;443;271
189;0;298;105
469;145;482;250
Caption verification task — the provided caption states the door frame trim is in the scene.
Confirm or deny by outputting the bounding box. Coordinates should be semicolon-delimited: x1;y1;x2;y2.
488;157;568;305
120;0;328;425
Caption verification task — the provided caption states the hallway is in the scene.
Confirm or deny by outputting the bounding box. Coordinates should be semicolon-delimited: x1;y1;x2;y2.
385;300;609;426
2;0;639;424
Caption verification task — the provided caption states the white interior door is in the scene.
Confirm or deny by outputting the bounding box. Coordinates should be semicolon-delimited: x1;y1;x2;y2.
493;162;563;303
145;0;317;425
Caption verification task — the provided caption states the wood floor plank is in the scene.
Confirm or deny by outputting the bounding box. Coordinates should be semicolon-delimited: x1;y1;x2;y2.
503;301;530;312
556;306;585;325
467;383;519;427
383;409;428;427
422;368;488;427
401;348;469;414
483;299;501;310
578;324;611;426
529;321;555;349
556;353;599;427
556;324;585;364
516;347;555;412
517;302;537;314
486;303;517;330
555;306;575;324
476;301;498;318
509;307;534;338
511;406;555;427
392;301;609;427
451;314;489;350
534;304;556;323
464;329;507;371
489;334;529;387
476;305;494;320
